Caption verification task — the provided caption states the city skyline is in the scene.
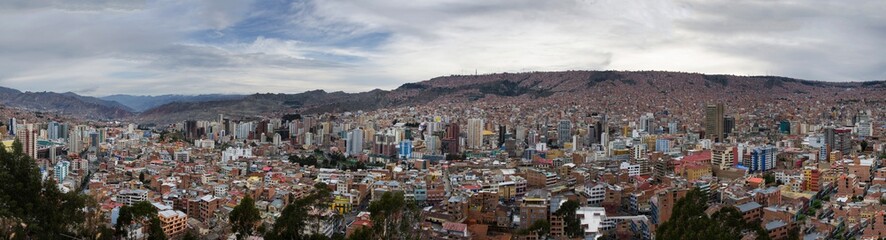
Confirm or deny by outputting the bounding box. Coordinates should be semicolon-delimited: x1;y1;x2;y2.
0;1;883;239
1;0;885;96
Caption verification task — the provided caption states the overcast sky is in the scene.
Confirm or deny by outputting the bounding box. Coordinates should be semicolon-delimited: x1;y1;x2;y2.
0;0;883;96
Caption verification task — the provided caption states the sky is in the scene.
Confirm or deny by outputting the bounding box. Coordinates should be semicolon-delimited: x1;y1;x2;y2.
0;0;883;96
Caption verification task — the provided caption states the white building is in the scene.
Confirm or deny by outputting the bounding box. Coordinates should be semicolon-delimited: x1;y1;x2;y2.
194;139;215;149
346;128;364;156
619;162;641;177
54;160;70;182
576;207;610;239
222;147;253;161
582;183;606;206
467;118;484;149
116;189;149;206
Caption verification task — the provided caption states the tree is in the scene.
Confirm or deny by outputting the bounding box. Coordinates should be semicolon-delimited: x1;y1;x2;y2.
115;201;157;239
182;231;200;240
265;183;336;240
0;140;94;239
290;154;319;167
147;217;167;240
95;225;116;240
517;219;551;237
763;173;776;186
554;200;583;238
367;191;422;239
656;188;771;240
787;224;801;240
230;195;262;240
310;183;333;236
328;152;346;167
265;197;310;239
116;201;159;239
347;226;373;240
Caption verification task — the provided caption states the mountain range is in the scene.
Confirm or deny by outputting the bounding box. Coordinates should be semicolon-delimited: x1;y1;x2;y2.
0;71;883;124
100;94;246;112
0;87;133;119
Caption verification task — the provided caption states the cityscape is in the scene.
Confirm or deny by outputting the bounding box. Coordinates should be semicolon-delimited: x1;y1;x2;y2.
0;1;885;240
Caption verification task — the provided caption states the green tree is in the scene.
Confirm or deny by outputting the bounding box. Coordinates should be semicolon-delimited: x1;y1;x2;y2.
811;200;822;209
367;191;422;239
290;154;319;167
147;217;167;240
230;195;262;240
554;200;583;238
116;201;159;239
265;198;310;239
328;152;346;168
787;225;801;240
95;225;116;240
656;188;771;240
347;226;372;240
763;172;776;186
517;219;551;237
265;183;335;240
310;183;333;236
0;140;93;239
182;231;200;240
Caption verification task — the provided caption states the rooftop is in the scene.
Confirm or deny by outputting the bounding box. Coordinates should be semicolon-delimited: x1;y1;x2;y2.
736;202;762;212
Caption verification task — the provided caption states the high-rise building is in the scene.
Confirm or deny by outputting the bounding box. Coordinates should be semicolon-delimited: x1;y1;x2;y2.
48;121;60;140
750;145;776;173
16;124;37;159
184;120;198;140
528;128;539;146
639;113;654;133
497;125;506;148
711;144;734;170
466;118;483;149
723;116;735;136
399;140;413;159
655;138;671;152
587;125;598;145
7;118;16;136
346;128;364;156
557;120;572;147
600;132;609;153
778;120;791;134
442;123;460;156
668;121;678;134
272;133;282;146
705;103;725;142
515;126;526;146
89;132;100;150
54;160;70;182
856;110;873;137
425;135;440;154
824;127;851;157
68;129;82;153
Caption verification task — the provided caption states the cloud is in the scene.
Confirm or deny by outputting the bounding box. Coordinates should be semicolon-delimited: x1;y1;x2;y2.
0;0;146;12
0;0;882;96
673;0;886;80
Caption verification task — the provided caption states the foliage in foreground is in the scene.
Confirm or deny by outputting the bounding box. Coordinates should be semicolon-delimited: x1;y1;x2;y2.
656;188;771;240
0;140;114;239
